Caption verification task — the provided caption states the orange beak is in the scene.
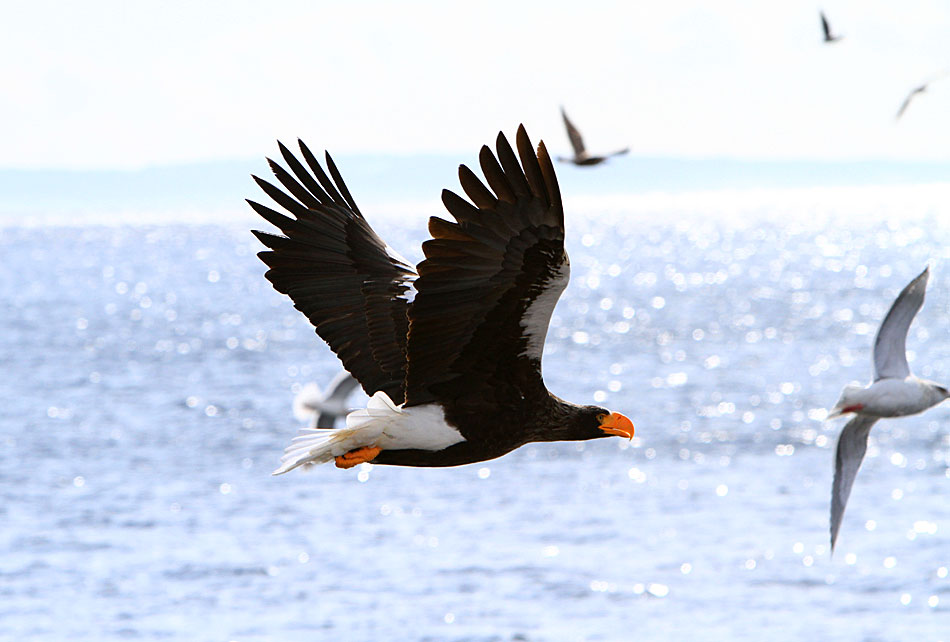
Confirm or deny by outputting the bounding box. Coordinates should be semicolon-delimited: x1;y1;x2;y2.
599;412;635;440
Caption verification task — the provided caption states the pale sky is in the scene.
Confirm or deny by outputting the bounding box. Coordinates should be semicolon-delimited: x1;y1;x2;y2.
4;0;950;169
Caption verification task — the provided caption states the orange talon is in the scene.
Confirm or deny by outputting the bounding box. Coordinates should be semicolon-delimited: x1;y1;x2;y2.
335;446;382;469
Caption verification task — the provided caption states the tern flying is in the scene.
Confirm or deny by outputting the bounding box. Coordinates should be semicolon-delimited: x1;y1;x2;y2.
820;11;843;44
293;371;361;429
556;107;629;166
827;266;949;550
896;72;949;120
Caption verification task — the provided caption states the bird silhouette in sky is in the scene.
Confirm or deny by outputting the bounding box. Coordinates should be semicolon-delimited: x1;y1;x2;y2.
820;11;843;43
896;71;948;120
556;107;629;166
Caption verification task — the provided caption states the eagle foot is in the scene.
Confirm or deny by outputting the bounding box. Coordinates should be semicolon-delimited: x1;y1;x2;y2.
335;446;382;469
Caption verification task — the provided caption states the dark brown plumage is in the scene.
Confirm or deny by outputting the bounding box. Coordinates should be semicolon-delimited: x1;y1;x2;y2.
249;142;413;402
250;126;633;471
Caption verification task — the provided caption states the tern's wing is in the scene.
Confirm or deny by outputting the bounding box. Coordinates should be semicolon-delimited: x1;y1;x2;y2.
310;372;361;428
873;266;929;380
560;107;587;157
292;382;323;422
325;371;361;403
896;87;923;120
897;71;950;119
820;12;832;40
830;415;879;550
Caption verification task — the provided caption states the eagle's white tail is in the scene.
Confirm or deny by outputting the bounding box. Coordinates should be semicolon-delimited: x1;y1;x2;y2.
272;391;402;475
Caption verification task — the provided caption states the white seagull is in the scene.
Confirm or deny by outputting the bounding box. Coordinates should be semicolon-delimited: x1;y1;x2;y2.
292;371;361;429
827;266;949;550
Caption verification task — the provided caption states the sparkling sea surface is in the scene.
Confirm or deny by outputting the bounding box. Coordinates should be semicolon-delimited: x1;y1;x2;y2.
3;196;950;641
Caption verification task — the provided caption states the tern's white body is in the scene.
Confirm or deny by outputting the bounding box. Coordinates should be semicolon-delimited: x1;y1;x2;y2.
829;376;948;419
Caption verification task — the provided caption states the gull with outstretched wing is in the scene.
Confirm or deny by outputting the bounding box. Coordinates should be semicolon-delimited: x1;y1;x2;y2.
827;266;948;550
557;107;629;166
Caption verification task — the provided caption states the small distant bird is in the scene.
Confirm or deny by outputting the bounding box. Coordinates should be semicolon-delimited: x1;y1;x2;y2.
896;72;948;120
293;371;361;429
249;125;635;474
820;11;843;43
896;84;928;120
827;266;949;550
556;107;629;166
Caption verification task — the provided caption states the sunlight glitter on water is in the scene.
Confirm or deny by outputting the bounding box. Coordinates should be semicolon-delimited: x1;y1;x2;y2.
3;206;950;640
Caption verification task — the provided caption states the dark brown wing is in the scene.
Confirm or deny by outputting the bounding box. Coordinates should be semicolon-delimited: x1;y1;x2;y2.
248;140;414;401
560;107;587;157
403;125;567;406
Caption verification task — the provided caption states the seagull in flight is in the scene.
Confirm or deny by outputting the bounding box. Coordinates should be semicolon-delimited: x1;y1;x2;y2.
896;71;949;120
827;266;949;550
293;371;361;429
556;107;629;166
820;11;843;44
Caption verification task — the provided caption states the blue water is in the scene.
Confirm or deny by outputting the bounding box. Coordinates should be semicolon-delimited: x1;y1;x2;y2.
2;203;950;640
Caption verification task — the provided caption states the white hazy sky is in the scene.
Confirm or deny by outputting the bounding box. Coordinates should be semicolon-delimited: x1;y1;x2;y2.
4;0;950;169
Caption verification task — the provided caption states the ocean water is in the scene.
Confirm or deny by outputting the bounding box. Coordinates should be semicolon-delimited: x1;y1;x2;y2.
3;192;950;640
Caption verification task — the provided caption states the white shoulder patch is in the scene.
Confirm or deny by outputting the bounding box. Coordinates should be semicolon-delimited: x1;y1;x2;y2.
520;252;570;360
